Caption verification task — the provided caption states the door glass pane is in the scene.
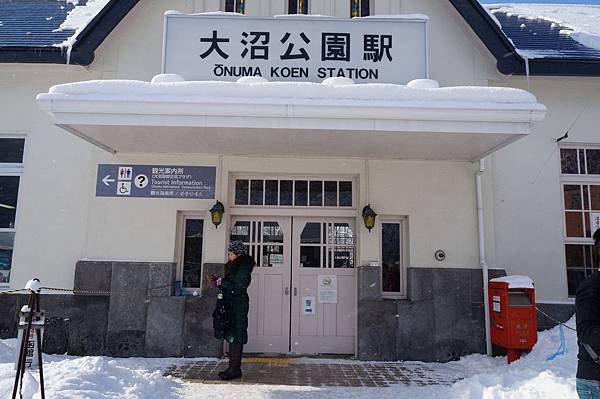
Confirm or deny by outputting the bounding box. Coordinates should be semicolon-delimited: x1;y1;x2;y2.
0;176;19;228
263;245;284;267
182;219;204;288
565;212;584;237
0;139;25;164
0;232;14;284
591;185;600;210
294;180;308;206
235;179;249;205
265;180;278;205
300;246;320;268
339;181;353;207
584;185;590;210
309;181;323;206
330;247;354;268
324;181;337;206
301;223;321;244
331;223;354;245
280;180;293;206
231;221;251;242
382;223;401;293
263;222;283;243
564;185;582;210
585;212;591;237
587;149;600;175
250;180;264;205
565;244;584;268
560;149;578;174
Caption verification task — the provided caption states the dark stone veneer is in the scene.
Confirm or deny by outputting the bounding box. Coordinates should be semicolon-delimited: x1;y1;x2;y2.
0;262;574;360
0;261;223;358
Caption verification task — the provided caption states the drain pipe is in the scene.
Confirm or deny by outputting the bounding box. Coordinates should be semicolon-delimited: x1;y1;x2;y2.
477;158;492;356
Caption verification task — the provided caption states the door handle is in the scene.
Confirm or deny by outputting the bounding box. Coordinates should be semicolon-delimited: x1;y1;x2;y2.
285;287;289;296
294;287;297;296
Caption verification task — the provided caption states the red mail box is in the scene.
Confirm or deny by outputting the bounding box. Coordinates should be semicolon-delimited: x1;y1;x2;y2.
489;276;537;363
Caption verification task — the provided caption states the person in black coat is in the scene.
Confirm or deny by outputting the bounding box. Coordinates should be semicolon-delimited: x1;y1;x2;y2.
209;240;255;381
575;229;600;398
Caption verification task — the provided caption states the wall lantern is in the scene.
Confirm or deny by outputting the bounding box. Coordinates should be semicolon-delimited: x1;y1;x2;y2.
361;204;377;233
209;200;225;228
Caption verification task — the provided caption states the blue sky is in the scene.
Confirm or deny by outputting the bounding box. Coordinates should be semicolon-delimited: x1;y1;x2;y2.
480;0;600;4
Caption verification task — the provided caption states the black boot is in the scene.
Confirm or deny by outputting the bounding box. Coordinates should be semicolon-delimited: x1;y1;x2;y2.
217;367;230;379
220;342;243;381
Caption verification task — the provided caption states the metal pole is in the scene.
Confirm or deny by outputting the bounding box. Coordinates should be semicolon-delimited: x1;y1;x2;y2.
12;293;35;399
34;294;45;399
477;158;493;356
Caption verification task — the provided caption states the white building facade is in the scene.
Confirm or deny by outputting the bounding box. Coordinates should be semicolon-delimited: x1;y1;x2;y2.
0;0;597;360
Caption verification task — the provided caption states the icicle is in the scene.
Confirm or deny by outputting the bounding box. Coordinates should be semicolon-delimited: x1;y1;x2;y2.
523;53;530;91
66;43;73;65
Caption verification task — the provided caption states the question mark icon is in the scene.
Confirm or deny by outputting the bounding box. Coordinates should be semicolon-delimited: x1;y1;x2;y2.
135;174;148;189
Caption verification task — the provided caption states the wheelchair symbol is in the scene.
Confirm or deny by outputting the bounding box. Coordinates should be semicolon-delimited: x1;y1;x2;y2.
117;182;131;196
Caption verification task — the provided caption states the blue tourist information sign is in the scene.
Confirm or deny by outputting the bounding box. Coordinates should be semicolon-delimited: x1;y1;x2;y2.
95;164;216;199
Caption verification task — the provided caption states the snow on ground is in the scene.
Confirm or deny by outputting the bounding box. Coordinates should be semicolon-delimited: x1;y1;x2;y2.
0;318;579;398
488;4;600;51
54;0;111;47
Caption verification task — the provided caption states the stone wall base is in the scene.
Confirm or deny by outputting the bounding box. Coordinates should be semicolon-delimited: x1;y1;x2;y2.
0;262;575;360
0;261;225;358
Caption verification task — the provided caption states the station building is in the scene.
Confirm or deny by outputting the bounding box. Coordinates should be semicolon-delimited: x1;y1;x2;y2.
0;0;598;361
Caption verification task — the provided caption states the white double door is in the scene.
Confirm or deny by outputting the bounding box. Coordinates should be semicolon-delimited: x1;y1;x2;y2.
229;216;356;355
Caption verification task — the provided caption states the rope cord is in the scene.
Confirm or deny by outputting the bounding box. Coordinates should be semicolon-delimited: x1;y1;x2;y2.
1;284;175;296
536;306;577;332
0;289;30;296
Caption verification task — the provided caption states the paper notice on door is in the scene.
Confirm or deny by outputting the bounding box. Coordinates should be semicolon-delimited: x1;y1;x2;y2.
303;296;316;315
318;275;338;303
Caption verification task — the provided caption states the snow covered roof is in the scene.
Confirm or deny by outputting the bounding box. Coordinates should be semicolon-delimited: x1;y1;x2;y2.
0;0;137;65
0;0;76;47
0;0;109;48
486;4;600;60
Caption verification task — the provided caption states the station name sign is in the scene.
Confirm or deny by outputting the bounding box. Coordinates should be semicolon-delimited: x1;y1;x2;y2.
162;13;427;84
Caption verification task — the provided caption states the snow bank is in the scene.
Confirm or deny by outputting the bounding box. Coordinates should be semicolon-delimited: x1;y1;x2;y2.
490;275;534;289
445;317;577;398
0;318;578;398
0;340;185;399
54;0;111;48
488;4;600;51
40;77;542;110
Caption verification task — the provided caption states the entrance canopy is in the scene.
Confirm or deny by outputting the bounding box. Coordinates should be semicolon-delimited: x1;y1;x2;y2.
36;76;546;161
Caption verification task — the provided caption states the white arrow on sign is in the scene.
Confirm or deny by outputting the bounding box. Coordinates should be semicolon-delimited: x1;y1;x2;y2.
102;175;115;186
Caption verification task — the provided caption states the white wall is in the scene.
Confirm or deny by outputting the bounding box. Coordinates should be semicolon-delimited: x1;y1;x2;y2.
83;154;481;270
485;76;600;301
0;65;100;290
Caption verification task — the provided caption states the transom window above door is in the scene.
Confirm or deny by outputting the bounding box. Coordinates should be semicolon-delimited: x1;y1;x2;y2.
233;178;354;208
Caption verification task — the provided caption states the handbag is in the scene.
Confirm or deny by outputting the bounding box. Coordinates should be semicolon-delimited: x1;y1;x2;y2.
212;289;232;340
